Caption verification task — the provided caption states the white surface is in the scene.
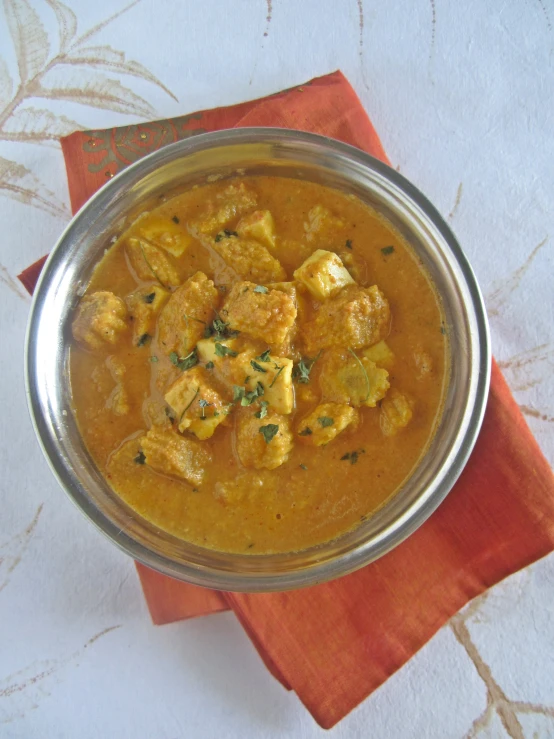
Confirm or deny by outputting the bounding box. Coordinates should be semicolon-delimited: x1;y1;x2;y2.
1;1;553;737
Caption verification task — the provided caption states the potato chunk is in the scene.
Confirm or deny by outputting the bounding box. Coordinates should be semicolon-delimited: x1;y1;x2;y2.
363;340;395;368
213;236;286;283
304;204;344;242
140;427;211;485
236;210;276;249
125;284;169;345
136;214;192;257
297;402;358;446
235;351;294;414
380;390;413;437
126;238;180;287
319;348;390;407
72;291;128;350
157;272;219;357
164;366;231;440
235;409;293;470
293;250;354;301
302;284;390;353
190;182;257;235
222;281;297;345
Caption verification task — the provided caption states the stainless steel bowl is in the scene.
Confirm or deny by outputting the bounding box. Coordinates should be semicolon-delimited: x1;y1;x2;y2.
25;128;490;592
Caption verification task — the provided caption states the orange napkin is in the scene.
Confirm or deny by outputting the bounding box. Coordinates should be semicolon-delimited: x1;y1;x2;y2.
19;71;554;729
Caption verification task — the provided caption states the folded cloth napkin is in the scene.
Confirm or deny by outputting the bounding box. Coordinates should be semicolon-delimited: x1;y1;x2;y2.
19;70;554;729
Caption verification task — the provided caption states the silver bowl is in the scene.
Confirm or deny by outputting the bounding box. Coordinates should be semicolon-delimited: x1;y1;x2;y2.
25;128;490;592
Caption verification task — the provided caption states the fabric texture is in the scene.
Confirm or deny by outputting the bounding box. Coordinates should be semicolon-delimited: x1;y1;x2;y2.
18;70;554;729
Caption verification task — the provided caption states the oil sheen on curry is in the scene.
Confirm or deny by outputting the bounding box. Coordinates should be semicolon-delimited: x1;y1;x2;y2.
70;176;448;554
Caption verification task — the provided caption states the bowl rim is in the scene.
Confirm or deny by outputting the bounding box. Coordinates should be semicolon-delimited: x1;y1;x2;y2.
25;126;491;591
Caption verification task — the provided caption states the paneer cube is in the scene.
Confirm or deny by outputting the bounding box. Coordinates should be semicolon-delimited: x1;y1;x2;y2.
297;402;358;446
157;272;219;357
380;389;414;436
213;236;286;283
126;238;180;287
135;214;192;257
236;351;294;414
266;281;297;302
302;284;390;353
235;409;293;470
304;204;345;242
362;340;395;368
140;427;211;485
236;210;276;249
190;183;257;235
319;347;390;407
164;366;231;439
72;291;128;350
293;249;355;301
125;284;169;345
196;337;240;365
222;281;297;345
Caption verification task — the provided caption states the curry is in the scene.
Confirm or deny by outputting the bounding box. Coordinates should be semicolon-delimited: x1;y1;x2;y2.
69;176;448;554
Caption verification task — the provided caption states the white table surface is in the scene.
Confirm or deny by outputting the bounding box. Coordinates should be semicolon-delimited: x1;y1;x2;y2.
1;1;553;737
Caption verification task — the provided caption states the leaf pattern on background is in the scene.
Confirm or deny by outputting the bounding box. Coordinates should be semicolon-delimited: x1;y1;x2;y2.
0;0;177;218
0;155;69;216
4;0;50;84
61;45;178;101
44;0;77;51
2;106;81;141
36;74;156;117
0;505;43;593
0;58;13;108
498;343;554;393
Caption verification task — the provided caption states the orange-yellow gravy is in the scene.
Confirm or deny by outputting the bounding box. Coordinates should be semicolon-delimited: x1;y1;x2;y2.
69;176;448;554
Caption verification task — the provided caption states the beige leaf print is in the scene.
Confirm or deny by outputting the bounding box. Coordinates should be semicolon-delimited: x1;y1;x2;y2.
498;343;554;392
61;45;178;101
2;106;81;142
36;72;156;117
45;0;77;51
487;237;548;317
0;155;69;217
0;504;43;594
0;58;13;108
4;0;50;84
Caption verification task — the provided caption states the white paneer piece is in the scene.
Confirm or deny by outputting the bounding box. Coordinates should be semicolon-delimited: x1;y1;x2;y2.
293;249;355;301
164;366;230;440
237;351;294;414
236;210;276;249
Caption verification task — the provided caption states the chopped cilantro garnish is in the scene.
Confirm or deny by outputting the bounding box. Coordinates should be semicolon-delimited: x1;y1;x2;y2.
255;400;269;419
299;463;308;470
293;350;322;384
259;424;279;444
348;347;370;402
381;245;395;255
215;342;238;357
233;385;245;402
341;449;366;465
318;417;334;427
137;333;150;347
269;365;284;388
253;285;268;294
169;348;198;371
250;360;267;373
143;292;156;304
134;451;146;464
205;361;214;369
255;349;271;362
345;239;353;249
299;427;312;436
150;355;159;363
172;215;180;224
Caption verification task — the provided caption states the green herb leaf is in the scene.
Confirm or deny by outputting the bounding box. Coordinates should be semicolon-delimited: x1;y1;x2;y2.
299;463;308;470
214;233;223;243
183;314;206;326
198;398;212;417
348;347;370;402
150;356;159;363
255;400;269;419
250;360;267;373
180;388;199;420
169;348;198;371
259;424;279;444
215;342;238;357
213;410;220;417
255;349;271;362
172;215;180;224
244;375;251;384
340;449;365;465
224;229;238;237
293;350;322;384
345;239;353;249
256;381;265;397
205;361;214;369
299;427;312;436
137;333;151;347
205;314;240;340
269;365;284;388
381;245;395;255
134;451;146;464
318;416;334;427
143;292;156;304
253;285;268;294
233;385;246;402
